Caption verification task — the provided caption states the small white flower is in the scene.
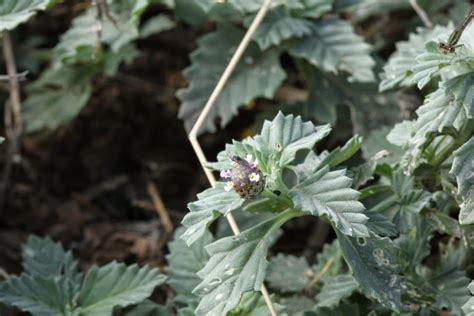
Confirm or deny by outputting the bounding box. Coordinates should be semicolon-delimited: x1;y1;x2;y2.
220;169;232;178
245;154;253;162
224;181;234;191
249;172;260;182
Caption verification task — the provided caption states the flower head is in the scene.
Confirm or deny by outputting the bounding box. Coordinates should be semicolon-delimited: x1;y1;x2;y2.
224;155;266;200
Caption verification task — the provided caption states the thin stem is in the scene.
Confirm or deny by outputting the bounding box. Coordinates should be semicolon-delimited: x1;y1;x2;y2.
2;32;22;139
432;121;474;167
0;31;22;212
409;0;433;28
187;0;277;314
306;256;335;289
147;181;173;235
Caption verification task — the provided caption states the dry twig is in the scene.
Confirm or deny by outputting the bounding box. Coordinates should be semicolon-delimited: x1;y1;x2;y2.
306;256;335;289
0;32;23;212
409;0;433;28
147;181;173;236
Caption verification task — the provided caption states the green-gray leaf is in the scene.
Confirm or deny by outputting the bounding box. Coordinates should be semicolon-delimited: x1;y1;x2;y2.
266;254;312;292
289;166;369;237
22;235;81;285
77;262;166;315
192;209;299;316
166;227;214;304
256;112;331;169
379;25;451;92
336;231;407;311
401;86;470;173
316;274;358;307
22;66;97;133
370;170;431;233
177;23;286;134
54;0;150;65
0;274;75;316
450;137;474;225
290;17;375;83
444;71;474;117
247;8;312;50
181;182;244;246
412;41;473;89
0;0;57;31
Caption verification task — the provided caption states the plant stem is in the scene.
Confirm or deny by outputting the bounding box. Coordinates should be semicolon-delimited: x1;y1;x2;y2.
0;31;22;213
432;120;474;167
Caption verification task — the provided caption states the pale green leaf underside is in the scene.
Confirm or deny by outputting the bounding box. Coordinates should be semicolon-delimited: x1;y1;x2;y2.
249;8;313;50
379;25;450;92
177;24;286;134
77;262;166;315
316;274;359;307
290;17;375;83
336;231;406;311
193;210;297;316
444;71;474;117
290;166;369;237
450;137;474;225
23;66;96;133
266;254;312;292
401;86;470;173
412;23;474;90
0;0;56;31
181;182;244;246
386;120;414;147
166;227;214;304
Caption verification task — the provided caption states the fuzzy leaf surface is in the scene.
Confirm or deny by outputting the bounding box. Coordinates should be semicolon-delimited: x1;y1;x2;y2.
289;166;369;237
316;274;359;307
166;227;214;304
192;210;298;316
290;17;375;82
182;182;244;246
401;86;470;173
77;262;166;315
21;236;82;289
248;8;312;50
266;254;312;292
0;274;75;316
379;25;450;91
336;231;407;311
177;24;285;134
450;137;474;224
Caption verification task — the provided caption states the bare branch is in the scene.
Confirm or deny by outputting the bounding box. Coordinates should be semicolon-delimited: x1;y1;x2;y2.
410;0;433;28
